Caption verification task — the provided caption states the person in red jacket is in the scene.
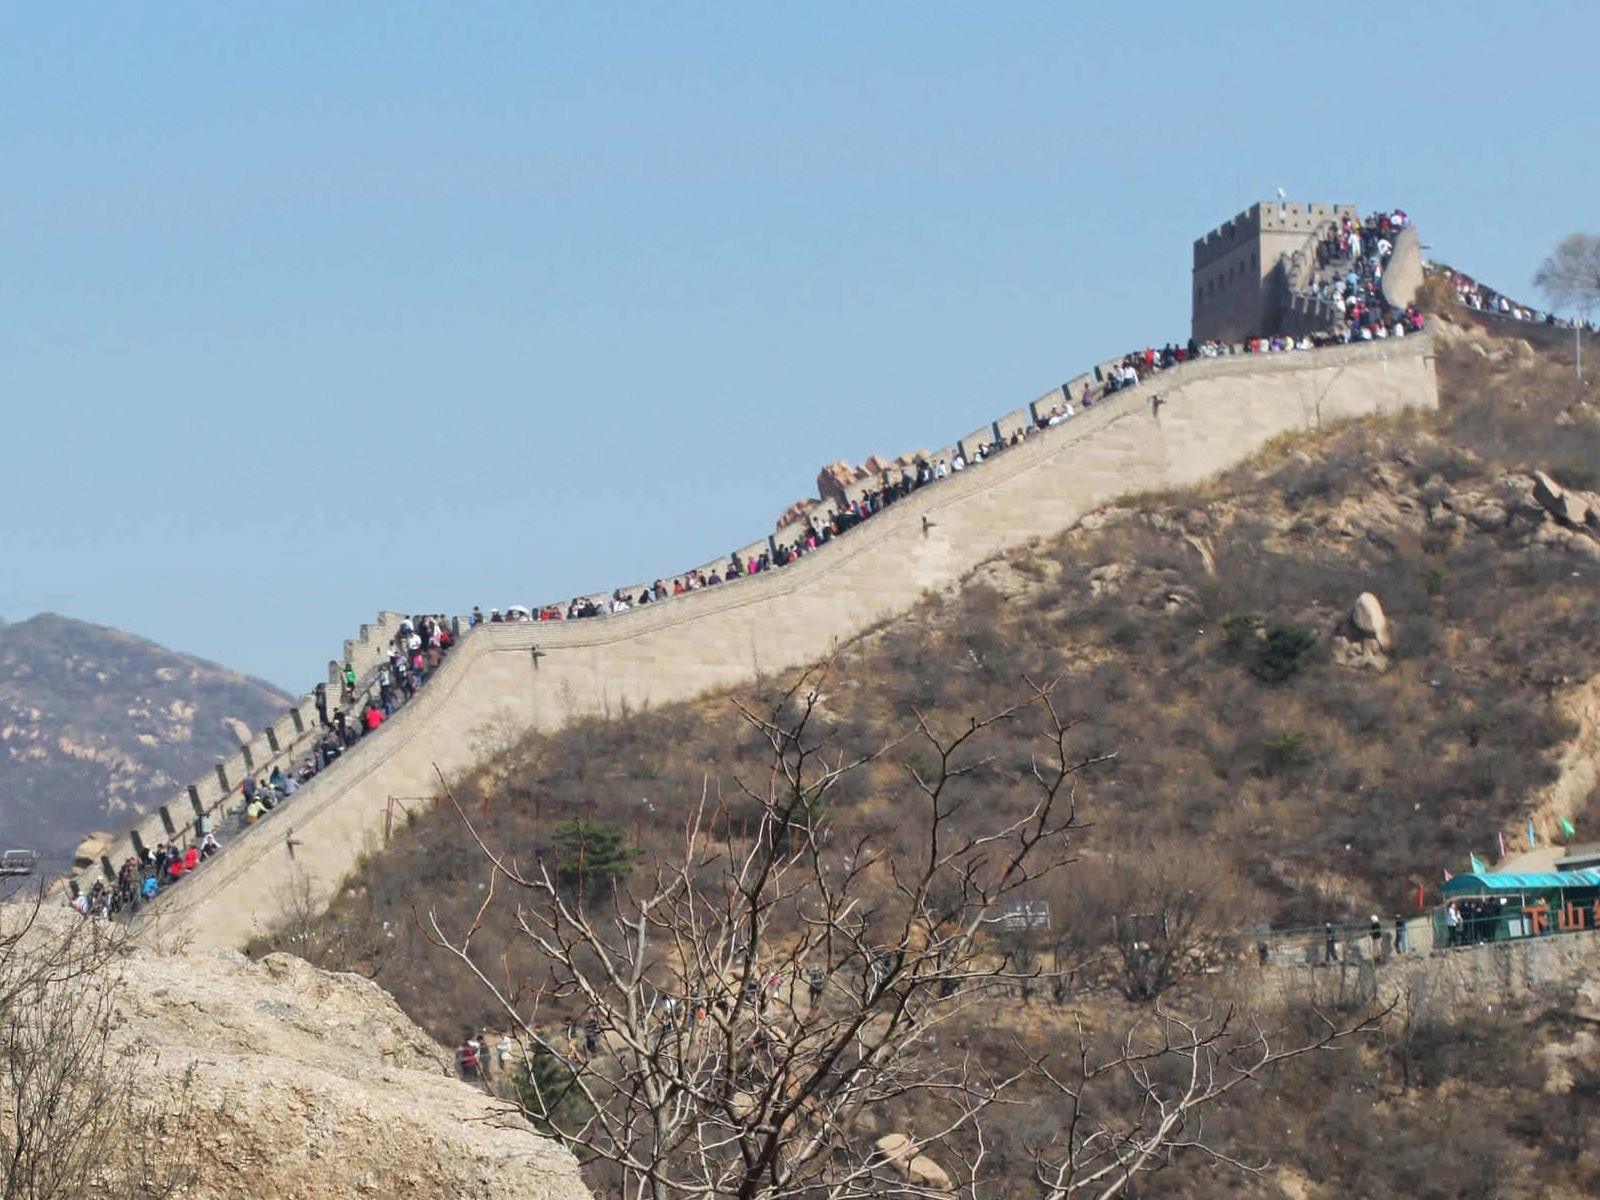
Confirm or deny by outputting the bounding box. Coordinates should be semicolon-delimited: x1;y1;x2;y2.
183;844;199;872
364;703;385;732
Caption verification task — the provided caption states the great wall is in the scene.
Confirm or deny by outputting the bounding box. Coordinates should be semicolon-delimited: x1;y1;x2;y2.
90;332;1435;949
59;199;1483;950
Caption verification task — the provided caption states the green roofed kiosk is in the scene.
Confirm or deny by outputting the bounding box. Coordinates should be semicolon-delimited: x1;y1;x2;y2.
1438;871;1600;945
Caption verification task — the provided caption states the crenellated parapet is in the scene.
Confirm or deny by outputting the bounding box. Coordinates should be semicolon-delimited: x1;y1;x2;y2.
70;610;410;894
1192;201;1366;344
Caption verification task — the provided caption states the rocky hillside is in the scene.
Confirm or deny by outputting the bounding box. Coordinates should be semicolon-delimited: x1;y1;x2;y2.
0;908;588;1200
265;315;1600;1198
298;315;1600;1009
0;613;291;865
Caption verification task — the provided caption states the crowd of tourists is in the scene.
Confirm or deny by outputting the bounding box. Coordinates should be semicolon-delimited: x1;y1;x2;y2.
1442;898;1507;946
251;614;457;823
470;336;1262;621
469;307;1427;623
1299;208;1428;341
70;615;458;918
70;832;223;918
1448;268;1542;321
1435;264;1596;331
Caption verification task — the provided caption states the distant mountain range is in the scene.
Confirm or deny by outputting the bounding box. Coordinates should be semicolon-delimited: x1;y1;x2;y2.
0;613;292;870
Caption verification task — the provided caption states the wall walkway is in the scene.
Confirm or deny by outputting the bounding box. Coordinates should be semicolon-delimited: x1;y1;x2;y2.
157;336;1441;949
71;611;409;896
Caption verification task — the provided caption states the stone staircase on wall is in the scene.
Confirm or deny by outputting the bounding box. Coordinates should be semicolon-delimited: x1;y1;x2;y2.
70;611;411;894
1278;219;1346;333
1280;222;1424;336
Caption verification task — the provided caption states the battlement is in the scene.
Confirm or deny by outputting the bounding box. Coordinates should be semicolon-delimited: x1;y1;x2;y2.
70;610;410;896
1193;201;1357;269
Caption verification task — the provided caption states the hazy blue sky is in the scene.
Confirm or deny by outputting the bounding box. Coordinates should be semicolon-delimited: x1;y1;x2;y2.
2;2;1594;691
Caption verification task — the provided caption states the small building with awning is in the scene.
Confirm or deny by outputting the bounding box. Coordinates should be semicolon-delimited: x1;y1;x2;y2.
1437;870;1600;944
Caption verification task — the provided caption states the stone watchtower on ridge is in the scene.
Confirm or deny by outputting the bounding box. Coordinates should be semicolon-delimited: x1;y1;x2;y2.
1191;201;1357;344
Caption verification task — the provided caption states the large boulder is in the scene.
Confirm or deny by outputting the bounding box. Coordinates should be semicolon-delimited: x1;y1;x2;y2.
907;1154;955;1192
874;1133;913;1167
874;1134;952;1193
9;911;592;1200
817;461;859;507
1352;592;1392;652
1381;226;1424;309
1533;471;1593;529
1456;496;1509;531
72;831;112;871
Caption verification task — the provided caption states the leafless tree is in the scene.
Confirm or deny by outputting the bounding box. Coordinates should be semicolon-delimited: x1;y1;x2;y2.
1062;850;1236;1002
1388;961;1437;1094
1016;1003;1366;1200
426;668;1379;1200
0;893;204;1200
1534;232;1600;316
258;862;406;980
1535;232;1600;379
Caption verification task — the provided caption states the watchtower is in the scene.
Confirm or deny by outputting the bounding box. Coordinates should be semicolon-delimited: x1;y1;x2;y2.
1191;201;1356;343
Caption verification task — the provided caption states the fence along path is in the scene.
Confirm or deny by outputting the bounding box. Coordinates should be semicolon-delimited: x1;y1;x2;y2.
138;336;1438;949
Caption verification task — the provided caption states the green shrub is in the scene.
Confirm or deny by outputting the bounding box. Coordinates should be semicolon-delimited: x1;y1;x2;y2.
550;820;640;898
1221;612;1265;651
513;1044;591;1138
1254;622;1318;683
1259;731;1315;776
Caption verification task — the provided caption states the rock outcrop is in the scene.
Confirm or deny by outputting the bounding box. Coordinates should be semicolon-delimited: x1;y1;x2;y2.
776;450;935;529
817;452;930;507
49;913;591;1200
73;831;112;871
1332;591;1393;672
1532;470;1600;533
875;1133;954;1193
1351;592;1392;651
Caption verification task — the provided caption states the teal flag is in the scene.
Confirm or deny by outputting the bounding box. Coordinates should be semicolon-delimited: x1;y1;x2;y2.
1528;819;1538;849
1469;852;1487;874
1560;817;1577;841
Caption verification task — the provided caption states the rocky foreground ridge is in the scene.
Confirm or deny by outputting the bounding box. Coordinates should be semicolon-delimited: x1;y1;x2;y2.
0;614;291;865
6;907;588;1200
